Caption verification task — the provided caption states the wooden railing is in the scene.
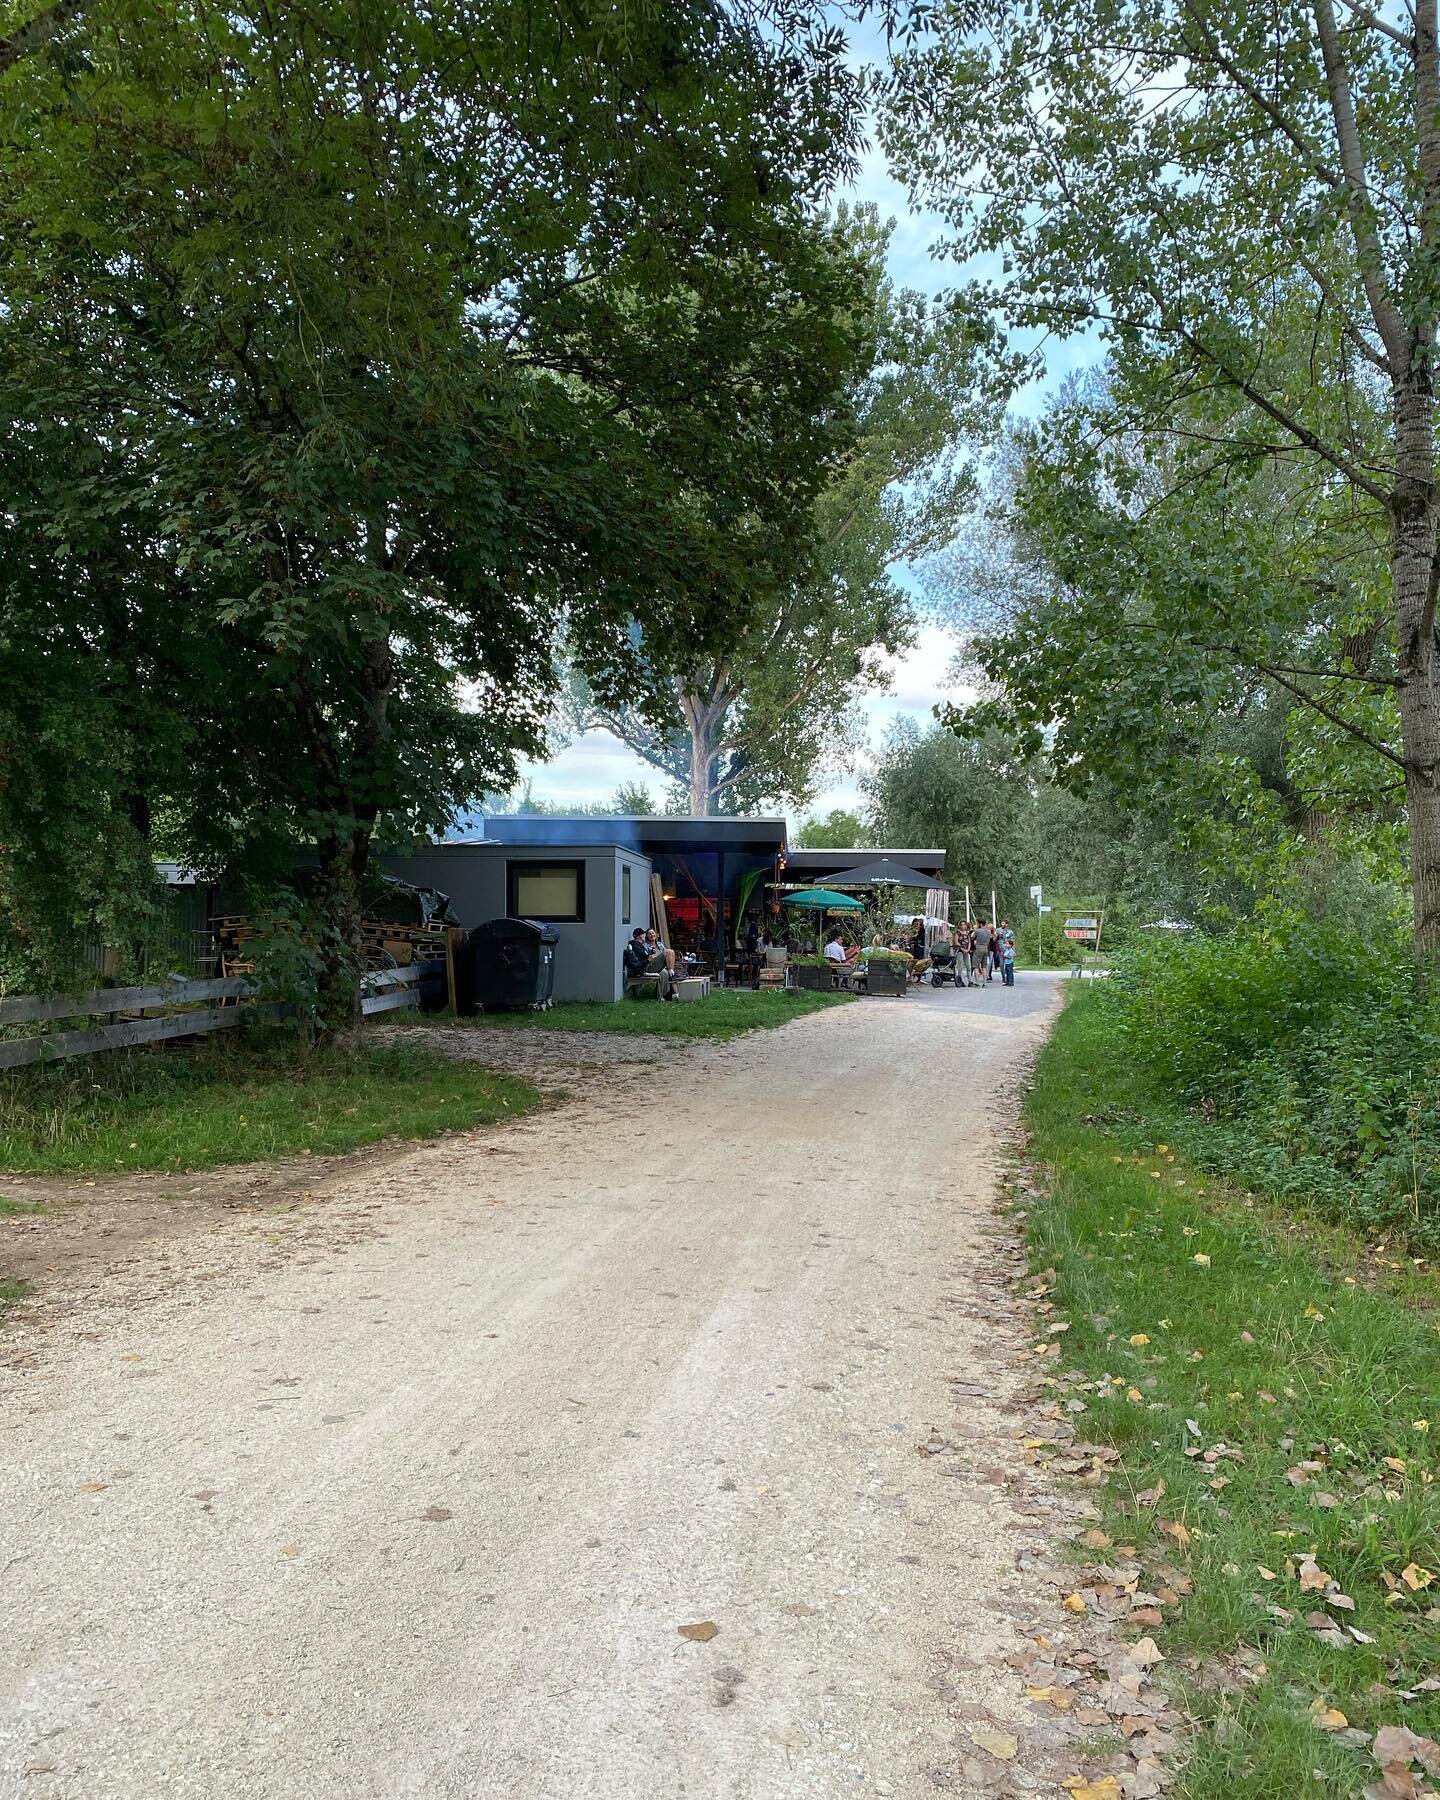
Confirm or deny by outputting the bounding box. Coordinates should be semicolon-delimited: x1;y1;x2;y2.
359;966;420;1016
0;965;419;1069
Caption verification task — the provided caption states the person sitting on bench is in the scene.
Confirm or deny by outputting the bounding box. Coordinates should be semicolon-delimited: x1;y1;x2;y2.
623;927;675;999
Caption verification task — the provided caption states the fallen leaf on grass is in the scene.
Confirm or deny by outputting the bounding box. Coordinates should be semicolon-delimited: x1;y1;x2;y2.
1193;1254;1211;1267
678;1621;719;1642
1079;1529;1113;1550
1062;1779;1123;1800
1374;1723;1440;1776
967;1728;1017;1761
1062;1592;1088;1613
1158;1518;1191;1548
1308;1699;1349;1731
1298;1558;1333;1593
1400;1563;1435;1592
1127;1637;1164;1668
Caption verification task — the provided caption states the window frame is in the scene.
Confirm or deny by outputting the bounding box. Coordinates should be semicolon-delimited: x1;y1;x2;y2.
622;864;632;926
506;859;586;923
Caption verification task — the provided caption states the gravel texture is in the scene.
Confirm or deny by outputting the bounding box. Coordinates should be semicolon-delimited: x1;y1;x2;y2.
1;974;1063;1799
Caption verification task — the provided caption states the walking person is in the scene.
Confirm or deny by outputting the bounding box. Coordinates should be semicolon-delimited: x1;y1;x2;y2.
954;921;974;987
973;918;993;983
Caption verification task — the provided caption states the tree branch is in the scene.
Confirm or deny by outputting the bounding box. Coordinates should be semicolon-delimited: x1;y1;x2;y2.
1312;0;1413;366
0;0;86;73
1255;660;1409;766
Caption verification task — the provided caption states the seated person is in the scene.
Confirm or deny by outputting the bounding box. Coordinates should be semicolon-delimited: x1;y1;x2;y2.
623;926;675;999
644;926;677;973
823;930;862;980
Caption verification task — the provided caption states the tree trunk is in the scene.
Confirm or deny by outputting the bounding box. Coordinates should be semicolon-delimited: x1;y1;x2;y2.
680;691;726;816
1390;377;1440;964
313;829;366;1032
303;633;392;1030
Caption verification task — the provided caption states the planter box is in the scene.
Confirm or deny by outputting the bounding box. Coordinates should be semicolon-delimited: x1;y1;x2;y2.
675;976;711;1003
863;959;908;996
790;962;835;991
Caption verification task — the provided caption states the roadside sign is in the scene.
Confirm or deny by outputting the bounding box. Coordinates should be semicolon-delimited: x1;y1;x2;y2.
1064;913;1101;942
1037;904;1053;913
1029;884;1043;901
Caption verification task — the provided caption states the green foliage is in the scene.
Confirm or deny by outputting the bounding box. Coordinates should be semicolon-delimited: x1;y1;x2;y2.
0;0;868;998
0;1034;540;1174
1025;991;1440;1796
882;0;1440;952
794;807;872;848
572;201;998;812
1095;920;1440;1248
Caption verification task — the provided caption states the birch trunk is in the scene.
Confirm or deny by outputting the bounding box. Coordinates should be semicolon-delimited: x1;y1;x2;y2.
1391;381;1440;962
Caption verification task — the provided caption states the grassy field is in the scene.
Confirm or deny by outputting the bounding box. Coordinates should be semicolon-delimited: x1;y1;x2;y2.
0;1038;540;1177
430;987;854;1040
1025;988;1440;1798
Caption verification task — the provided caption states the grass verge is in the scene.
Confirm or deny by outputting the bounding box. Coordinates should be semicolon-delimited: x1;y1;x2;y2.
1024;987;1440;1798
0;1036;540;1176
418;987;854;1040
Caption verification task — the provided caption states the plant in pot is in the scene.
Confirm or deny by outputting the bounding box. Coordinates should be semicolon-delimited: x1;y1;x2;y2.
862;948;910;996
787;953;835;991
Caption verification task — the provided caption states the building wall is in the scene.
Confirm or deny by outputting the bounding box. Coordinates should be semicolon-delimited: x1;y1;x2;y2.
378;843;651;1005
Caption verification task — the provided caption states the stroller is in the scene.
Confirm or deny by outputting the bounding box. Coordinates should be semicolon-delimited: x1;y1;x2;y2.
928;943;964;987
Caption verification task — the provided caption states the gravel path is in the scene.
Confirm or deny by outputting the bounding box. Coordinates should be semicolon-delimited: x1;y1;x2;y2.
1;975;1065;1799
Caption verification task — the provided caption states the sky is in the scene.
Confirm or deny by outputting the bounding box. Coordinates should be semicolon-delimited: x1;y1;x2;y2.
508;31;1098;829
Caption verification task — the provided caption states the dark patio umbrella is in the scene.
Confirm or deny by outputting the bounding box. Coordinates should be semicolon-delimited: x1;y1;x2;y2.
823;859;952;891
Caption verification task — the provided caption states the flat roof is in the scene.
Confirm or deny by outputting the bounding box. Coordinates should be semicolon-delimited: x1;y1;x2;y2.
482;815;788;858
784;846;946;875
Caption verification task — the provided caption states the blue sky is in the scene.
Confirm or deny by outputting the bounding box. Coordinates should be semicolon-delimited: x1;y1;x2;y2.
512;39;1100;827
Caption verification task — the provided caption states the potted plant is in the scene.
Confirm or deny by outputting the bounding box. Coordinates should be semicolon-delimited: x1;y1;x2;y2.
787;954;835;991
862;948;909;996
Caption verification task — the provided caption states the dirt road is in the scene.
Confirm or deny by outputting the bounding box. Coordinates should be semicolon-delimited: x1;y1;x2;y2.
1;976;1064;1799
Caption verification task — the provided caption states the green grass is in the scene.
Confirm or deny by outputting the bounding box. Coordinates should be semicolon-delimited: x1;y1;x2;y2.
422;987;854;1040
0;1037;541;1176
1025;987;1440;1799
0;1276;28;1322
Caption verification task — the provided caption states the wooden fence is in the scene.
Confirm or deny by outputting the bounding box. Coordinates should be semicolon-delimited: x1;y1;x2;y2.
0;967;419;1071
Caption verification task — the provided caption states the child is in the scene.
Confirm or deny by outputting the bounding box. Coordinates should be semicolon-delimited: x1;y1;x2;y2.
1001;935;1016;986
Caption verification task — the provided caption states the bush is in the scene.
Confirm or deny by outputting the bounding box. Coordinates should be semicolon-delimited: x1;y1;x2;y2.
1094;922;1440;1247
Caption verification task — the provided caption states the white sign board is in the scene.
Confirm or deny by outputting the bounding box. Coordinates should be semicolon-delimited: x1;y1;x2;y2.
1029;884;1043;901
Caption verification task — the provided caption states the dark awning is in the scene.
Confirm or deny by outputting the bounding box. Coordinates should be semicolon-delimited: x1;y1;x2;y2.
823;858;952;891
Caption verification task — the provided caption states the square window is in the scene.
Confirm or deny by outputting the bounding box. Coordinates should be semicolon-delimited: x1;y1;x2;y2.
507;861;584;922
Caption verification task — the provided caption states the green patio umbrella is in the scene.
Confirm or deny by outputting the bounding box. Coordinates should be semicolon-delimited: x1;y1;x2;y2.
782;887;865;911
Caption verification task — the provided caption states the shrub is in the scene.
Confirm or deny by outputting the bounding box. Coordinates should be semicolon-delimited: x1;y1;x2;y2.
1094;922;1440;1247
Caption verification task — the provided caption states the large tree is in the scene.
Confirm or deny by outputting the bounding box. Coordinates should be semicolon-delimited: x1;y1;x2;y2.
568;203;996;814
936;369;1409;891
0;0;866;1009
883;0;1440;960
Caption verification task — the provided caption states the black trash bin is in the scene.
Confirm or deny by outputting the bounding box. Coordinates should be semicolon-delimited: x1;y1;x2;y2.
467;918;558;1011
